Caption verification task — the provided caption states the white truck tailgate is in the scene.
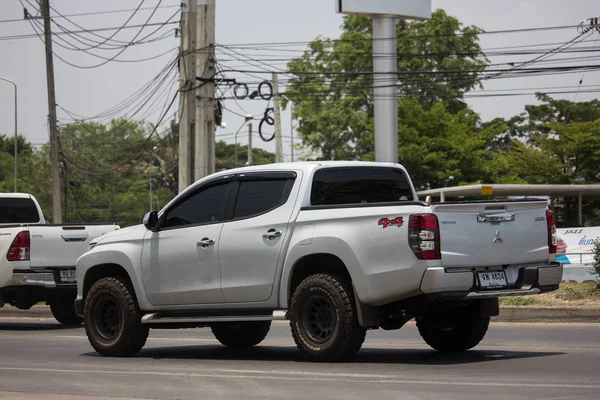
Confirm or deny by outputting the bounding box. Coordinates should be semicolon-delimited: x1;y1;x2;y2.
29;224;118;269
432;200;550;268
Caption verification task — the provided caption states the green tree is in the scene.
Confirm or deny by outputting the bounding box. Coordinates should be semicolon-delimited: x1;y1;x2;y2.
215;140;276;170
494;95;600;226
283;10;490;188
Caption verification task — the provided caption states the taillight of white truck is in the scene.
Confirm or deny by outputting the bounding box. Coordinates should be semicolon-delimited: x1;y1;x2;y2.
546;209;557;254
6;231;31;261
408;214;441;260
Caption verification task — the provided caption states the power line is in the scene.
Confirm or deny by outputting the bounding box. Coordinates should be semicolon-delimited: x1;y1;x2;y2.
47;0;148;50
23;0;175;69
216;24;584;49
0;4;180;24
0;20;178;41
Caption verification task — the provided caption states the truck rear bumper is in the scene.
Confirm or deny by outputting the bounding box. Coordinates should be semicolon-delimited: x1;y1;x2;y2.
11;270;76;289
420;262;562;300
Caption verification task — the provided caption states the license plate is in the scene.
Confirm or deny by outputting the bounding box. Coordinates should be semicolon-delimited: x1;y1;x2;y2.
477;271;507;289
59;270;77;283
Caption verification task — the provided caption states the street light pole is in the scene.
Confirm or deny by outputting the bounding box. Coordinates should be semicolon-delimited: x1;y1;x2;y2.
290;102;294;162
0;76;18;192
233;115;254;167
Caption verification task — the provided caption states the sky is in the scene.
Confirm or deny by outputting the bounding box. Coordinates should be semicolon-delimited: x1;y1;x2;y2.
0;0;599;161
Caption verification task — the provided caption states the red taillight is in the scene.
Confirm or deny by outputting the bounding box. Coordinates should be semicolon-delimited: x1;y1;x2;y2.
546;209;557;254
6;231;30;261
408;214;441;260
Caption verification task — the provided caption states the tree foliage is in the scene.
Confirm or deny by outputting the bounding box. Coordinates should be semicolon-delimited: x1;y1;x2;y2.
0;119;276;227
284;10;491;187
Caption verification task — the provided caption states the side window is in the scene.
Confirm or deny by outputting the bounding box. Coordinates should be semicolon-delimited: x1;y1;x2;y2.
233;179;292;219
311;167;414;206
163;182;230;228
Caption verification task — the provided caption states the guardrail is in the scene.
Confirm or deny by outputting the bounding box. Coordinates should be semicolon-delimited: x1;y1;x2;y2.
559;252;595;266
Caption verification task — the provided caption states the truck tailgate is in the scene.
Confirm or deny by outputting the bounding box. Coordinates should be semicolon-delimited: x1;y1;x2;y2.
432;200;550;268
29;224;118;269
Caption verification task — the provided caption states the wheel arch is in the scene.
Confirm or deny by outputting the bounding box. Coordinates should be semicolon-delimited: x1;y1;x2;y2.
82;263;133;302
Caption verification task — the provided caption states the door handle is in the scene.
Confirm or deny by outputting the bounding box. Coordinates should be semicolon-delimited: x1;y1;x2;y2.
61;234;89;242
197;238;215;248
477;212;515;223
263;229;282;240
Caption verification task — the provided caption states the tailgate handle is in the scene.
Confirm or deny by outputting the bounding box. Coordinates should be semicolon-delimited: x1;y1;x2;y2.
477;212;515;223
61;234;89;242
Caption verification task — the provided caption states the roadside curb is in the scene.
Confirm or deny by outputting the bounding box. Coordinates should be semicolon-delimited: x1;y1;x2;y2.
2;305;599;323
493;306;600;323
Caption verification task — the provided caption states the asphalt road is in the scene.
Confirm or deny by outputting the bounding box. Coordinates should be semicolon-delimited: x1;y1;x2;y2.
0;318;598;400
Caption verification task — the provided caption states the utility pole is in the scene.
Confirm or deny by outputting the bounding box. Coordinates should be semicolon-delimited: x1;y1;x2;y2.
0;76;17;192
195;0;216;180
247;122;253;165
178;0;197;192
272;73;283;163
41;0;62;222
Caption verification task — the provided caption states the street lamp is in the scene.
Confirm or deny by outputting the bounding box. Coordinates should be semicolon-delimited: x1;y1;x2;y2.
232;114;254;167
281;94;295;162
0;76;18;192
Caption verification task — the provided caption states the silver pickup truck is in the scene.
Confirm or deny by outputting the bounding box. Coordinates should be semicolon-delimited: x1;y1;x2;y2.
0;193;119;325
75;162;562;361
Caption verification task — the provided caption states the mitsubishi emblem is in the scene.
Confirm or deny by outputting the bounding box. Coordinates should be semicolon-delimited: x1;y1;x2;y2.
493;230;504;243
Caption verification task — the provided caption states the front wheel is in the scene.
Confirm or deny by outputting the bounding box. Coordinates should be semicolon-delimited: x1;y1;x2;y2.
50;294;83;326
211;321;271;348
289;273;366;362
416;307;490;352
84;276;149;357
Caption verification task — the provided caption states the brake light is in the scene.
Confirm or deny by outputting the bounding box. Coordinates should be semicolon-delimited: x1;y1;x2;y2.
409;214;441;260
546;209;557;254
6;231;30;261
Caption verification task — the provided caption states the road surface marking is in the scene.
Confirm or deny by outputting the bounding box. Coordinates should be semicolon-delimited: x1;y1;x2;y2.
0;366;598;390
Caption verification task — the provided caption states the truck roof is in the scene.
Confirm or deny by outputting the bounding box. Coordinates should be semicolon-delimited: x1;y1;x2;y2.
215;161;404;175
176;161;409;204
0;193;34;199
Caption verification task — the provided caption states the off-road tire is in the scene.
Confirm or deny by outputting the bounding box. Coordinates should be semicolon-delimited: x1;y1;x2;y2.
416;308;490;352
84;276;149;357
211;321;271;348
289;273;366;362
50;294;83;326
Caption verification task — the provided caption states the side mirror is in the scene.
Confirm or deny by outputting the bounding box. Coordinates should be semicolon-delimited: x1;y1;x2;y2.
143;211;159;231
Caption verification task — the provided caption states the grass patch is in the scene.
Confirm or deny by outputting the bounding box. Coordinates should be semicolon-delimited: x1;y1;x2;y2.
499;296;546;306
499;282;600;307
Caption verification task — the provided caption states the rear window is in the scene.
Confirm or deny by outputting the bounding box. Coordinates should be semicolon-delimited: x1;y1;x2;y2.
0;198;41;224
310;167;414;206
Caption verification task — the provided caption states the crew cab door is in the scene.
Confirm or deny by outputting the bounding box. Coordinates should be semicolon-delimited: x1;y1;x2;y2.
141;179;233;306
218;171;300;302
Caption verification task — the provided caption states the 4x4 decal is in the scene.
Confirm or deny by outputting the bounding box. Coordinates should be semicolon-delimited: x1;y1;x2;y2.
378;217;404;229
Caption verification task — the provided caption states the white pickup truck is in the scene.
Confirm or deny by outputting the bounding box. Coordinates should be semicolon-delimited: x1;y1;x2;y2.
76;162;562;361
0;193;119;325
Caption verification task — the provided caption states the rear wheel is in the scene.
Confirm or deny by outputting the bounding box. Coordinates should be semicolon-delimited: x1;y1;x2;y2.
50;294;83;326
84;276;149;357
289;273;366;362
211;321;271;348
416;306;490;352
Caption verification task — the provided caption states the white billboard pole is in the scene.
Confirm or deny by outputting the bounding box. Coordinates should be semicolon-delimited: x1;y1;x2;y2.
372;17;398;163
336;1;431;163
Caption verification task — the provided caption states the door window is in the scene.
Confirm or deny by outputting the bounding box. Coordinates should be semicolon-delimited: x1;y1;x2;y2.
163;182;230;228
233;179;293;219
